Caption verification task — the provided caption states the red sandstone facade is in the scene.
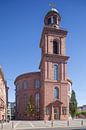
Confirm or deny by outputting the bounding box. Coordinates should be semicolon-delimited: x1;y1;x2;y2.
0;66;8;121
14;8;72;120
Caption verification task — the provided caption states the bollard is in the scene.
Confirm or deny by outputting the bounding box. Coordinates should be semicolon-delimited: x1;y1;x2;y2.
51;120;53;127
1;121;3;130
12;121;14;129
81;120;83;126
67;120;69;126
44;120;46;124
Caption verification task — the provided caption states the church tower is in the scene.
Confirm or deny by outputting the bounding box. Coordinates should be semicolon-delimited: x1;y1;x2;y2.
39;7;72;120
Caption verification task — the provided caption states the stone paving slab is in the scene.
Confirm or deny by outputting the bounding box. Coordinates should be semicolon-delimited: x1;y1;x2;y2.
14;120;86;129
0;119;86;130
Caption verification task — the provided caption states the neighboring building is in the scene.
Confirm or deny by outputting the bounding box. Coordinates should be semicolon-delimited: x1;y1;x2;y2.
77;105;86;119
14;7;72;120
0;66;8;121
83;105;86;111
78;105;86;112
7;102;11;120
7;102;16;120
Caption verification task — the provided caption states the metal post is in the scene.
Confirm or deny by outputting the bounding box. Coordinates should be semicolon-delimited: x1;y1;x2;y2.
12;121;14;129
81;120;83;126
51;119;53;127
44;119;46;124
1;121;3;130
67;120;69;126
51;100;54;127
44;107;46;124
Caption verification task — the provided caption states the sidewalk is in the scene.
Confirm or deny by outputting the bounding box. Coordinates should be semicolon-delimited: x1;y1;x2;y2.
0;119;86;130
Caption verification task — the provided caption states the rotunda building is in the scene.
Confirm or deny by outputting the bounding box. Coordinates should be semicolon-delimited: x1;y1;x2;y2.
14;72;42;120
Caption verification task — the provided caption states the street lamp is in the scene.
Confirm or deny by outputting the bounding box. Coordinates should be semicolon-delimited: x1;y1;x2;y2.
51;99;55;127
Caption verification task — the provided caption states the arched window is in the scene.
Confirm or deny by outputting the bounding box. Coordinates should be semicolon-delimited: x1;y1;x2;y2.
53;16;57;24
53;41;59;54
54;64;58;80
35;93;40;112
54;87;59;99
48;17;51;25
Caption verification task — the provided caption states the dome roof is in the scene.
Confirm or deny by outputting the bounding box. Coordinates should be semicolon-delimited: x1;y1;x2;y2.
51;8;59;13
45;8;61;20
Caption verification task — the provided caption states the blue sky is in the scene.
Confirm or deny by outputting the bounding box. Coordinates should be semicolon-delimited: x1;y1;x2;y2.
0;0;86;106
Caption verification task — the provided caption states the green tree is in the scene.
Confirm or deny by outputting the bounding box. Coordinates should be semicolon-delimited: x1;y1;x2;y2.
26;95;36;117
69;90;77;119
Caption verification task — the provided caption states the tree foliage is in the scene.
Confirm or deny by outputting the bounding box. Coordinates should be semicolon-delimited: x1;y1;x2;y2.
69;90;77;118
26;95;36;117
76;111;86;118
81;111;86;115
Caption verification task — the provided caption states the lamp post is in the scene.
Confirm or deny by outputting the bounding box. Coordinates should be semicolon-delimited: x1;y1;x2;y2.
44;107;46;123
51;104;53;127
51;99;55;127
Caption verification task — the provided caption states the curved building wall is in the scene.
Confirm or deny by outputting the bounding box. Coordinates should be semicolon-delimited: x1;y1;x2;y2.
14;72;41;120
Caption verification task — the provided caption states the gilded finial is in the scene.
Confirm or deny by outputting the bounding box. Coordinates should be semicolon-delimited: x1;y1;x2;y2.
49;2;56;9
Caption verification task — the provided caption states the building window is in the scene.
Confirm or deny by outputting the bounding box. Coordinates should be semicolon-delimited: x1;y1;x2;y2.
24;95;28;108
35;93;40;112
53;41;59;54
46;107;50;115
48;17;51;25
35;80;40;89
62;107;67;115
54;64;58;80
54;87;59;99
16;83;20;91
22;80;28;89
16;96;19;106
53;16;57;24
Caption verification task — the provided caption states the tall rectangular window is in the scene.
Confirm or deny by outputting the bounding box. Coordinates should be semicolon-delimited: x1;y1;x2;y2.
54;64;58;80
53;41;59;54
35;80;40;88
22;80;28;89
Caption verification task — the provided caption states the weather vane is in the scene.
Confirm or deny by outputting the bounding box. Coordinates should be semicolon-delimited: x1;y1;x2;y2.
49;2;56;9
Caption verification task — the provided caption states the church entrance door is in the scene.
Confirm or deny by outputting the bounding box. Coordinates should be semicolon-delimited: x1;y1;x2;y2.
54;107;60;120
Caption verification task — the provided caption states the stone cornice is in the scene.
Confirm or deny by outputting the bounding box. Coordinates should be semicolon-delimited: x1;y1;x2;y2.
67;78;72;86
14;71;40;85
40;26;68;48
43;79;69;85
39;54;69;69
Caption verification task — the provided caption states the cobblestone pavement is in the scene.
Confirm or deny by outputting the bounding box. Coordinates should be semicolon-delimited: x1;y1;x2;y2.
0;119;86;130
